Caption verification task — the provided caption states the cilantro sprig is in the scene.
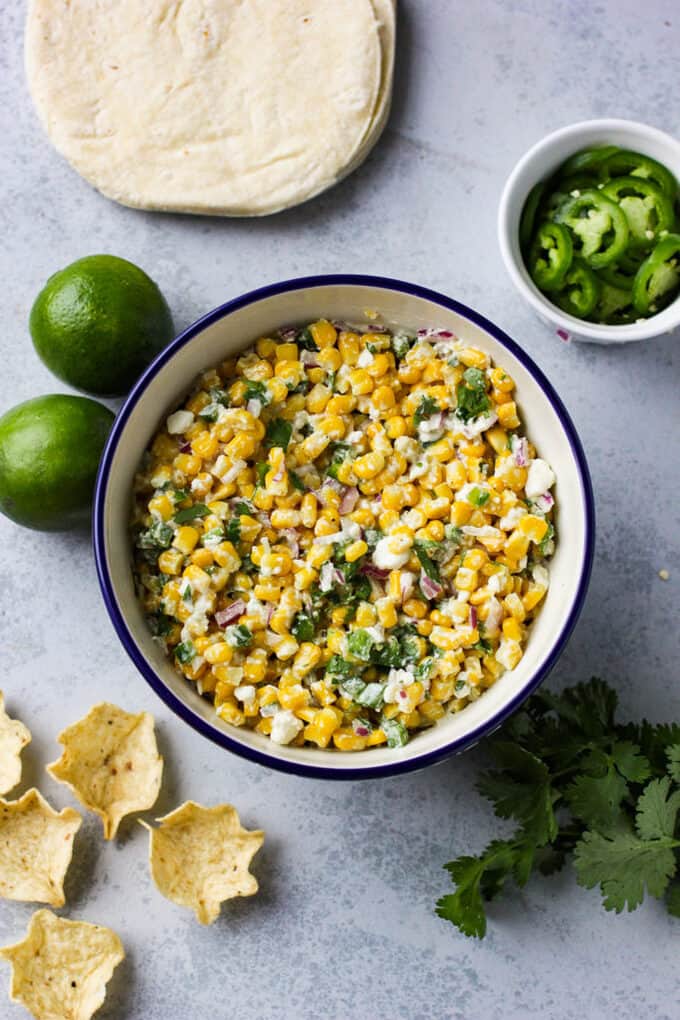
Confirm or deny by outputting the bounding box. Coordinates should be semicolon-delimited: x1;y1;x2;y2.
437;678;680;938
455;366;490;422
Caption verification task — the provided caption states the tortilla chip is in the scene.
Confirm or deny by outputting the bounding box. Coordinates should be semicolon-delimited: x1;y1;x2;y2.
0;691;31;796
0;909;124;1020
47;703;163;839
0;788;81;907
141;801;264;924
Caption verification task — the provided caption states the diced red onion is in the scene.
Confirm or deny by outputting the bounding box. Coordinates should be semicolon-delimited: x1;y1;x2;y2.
277;326;298;341
354;724;370;737
400;571;415;603
533;492;554;513
179;441;191;453
266;604;275;625
215;600;246;627
339;486;359;514
361;562;390;581
512;437;529;467
420;571;443;600
300;350;319;367
272;460;285;483
469;606;478;630
333;568;345;586
417;328;454;339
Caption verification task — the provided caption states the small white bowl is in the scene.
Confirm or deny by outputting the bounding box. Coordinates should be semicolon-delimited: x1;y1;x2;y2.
94;276;594;779
498;119;680;344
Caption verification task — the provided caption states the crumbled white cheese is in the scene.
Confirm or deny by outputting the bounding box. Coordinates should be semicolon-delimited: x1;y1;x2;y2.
457;411;498;438
384;668;413;704
373;536;411;570
270;710;304;745
417;416;445;444
357;348;375;367
394;436;419;462
166;410;195;434
499;506;527;530
457;482;490;504
319;561;335;592
234;685;256;707
408;460;430;481
364;624;385;645
525;459;555;500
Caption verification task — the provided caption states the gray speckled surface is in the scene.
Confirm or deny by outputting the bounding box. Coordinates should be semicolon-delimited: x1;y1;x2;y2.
1;2;679;1017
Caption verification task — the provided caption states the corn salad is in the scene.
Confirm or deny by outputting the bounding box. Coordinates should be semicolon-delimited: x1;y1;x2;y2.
131;319;556;752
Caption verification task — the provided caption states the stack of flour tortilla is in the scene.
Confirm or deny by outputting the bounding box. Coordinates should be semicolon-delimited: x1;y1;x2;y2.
25;0;395;216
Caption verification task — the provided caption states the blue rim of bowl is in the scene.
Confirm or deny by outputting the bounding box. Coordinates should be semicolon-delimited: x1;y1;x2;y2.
93;274;595;781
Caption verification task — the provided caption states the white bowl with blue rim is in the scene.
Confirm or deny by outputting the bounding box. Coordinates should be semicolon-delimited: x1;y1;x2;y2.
94;275;595;779
498;118;680;344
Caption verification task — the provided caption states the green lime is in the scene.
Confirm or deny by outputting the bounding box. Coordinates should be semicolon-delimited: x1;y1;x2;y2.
29;254;174;397
0;394;114;531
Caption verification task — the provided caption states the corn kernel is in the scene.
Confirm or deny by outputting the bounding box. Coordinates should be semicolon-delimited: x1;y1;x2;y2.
519;514;549;543
173;526;199;554
345;539;368;563
310;319;337;348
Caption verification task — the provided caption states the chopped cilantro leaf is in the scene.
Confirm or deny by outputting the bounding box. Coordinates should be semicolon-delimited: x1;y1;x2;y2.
391;331;414;359
264;418;292;450
456;367;490;422
539;521;555;556
224;517;241;543
174;641;196;664
227;623;253;648
243;380;269;404
291;613;315;643
149;612;174;638
256;462;269;485
414;540;441;581
198;403;221;422
414;394;440;427
445;524;464;545
296;327;318;351
209;387;230;407
174;504;210;524
136;520;173;561
289;470;306;491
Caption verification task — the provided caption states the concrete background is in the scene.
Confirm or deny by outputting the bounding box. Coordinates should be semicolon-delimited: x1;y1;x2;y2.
1;2;679;1017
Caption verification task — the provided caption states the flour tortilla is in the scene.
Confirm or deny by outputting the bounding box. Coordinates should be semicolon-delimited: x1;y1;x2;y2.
348;0;396;173
26;0;390;216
